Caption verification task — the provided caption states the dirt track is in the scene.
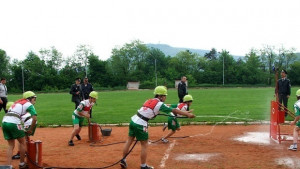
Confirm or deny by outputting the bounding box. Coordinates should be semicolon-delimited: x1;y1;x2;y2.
0;124;299;169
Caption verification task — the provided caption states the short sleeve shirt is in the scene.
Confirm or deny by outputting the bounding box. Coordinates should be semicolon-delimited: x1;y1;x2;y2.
74;99;94;117
132;98;173;126
2;99;37;124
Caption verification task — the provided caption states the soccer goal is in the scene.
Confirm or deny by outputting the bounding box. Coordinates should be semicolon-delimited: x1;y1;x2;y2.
127;81;140;90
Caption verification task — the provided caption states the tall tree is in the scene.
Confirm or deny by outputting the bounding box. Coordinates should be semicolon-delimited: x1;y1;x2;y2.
107;40;149;85
88;54;110;87
22;52;47;91
39;46;63;71
243;49;265;84
0;49;10;78
204;48;218;60
74;44;93;77
260;45;277;85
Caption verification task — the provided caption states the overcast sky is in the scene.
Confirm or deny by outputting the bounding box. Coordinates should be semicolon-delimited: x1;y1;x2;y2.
1;0;299;61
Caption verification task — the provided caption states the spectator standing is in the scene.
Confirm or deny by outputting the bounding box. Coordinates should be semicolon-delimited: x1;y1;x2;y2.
0;77;8;113
81;77;94;100
275;70;291;117
70;78;83;109
177;76;188;103
81;77;94;117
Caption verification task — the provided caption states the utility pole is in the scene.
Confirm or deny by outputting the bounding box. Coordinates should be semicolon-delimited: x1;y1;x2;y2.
223;56;224;85
155;59;157;86
22;65;24;92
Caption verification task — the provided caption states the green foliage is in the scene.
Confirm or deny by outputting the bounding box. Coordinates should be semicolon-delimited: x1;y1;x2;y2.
1;41;300;93
0;49;9;78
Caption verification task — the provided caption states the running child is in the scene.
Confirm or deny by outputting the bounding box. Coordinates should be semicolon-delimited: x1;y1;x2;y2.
68;91;98;146
120;86;195;169
161;94;193;143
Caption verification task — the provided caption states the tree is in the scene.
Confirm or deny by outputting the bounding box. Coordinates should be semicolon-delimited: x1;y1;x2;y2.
107;40;149;85
204;48;218;60
39;46;63;71
243;49;265;84
289;61;300;85
88;54;110;87
73;44;93;77
22;52;47;91
218;50;238;84
0;49;10;78
260;45;277;85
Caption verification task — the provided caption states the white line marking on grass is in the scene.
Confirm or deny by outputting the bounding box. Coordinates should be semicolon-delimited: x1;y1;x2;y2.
196;115;257;121
159;140;176;168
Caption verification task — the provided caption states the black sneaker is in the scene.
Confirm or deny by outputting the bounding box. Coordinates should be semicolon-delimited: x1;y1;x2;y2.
141;165;154;169
68;140;74;146
120;159;127;169
75;134;81;140
19;163;28;169
12;153;20;159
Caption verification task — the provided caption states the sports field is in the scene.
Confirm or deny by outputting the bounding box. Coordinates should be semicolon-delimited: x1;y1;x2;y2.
0;87;296;126
0;87;299;168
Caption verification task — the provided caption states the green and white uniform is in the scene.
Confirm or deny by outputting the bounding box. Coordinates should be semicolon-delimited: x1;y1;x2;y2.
129;98;173;141
167;103;188;131
72;99;94;127
21;113;37;136
2;99;37;140
294;100;300;127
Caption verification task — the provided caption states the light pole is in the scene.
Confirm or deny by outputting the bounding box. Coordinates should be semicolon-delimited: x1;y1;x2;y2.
22;65;24;92
223;55;224;86
155;59;157;86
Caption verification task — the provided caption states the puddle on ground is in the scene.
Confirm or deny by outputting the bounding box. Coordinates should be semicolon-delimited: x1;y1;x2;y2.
175;153;219;161
276;157;300;169
234;132;271;145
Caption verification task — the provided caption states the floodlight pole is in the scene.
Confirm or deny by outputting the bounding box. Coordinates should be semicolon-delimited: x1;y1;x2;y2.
22;65;24;93
223;56;224;85
155;59;157;86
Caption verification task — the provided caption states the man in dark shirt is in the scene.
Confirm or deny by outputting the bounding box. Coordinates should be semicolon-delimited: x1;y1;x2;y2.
81;77;94;100
177;76;188;103
275;69;291;117
81;77;94;117
70;78;83;109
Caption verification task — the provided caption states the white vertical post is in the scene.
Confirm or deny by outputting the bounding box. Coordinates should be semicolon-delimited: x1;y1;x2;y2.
155;59;157;86
22;65;24;92
223;56;224;85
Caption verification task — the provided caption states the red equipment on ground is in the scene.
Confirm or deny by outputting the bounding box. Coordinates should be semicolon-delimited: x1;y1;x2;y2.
88;123;101;142
270;100;296;143
27;139;42;169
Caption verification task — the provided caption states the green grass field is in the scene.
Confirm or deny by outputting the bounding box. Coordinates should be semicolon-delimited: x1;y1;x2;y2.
0;87;297;126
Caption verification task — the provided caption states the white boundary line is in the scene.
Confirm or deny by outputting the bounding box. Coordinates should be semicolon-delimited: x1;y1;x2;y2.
159;140;176;168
